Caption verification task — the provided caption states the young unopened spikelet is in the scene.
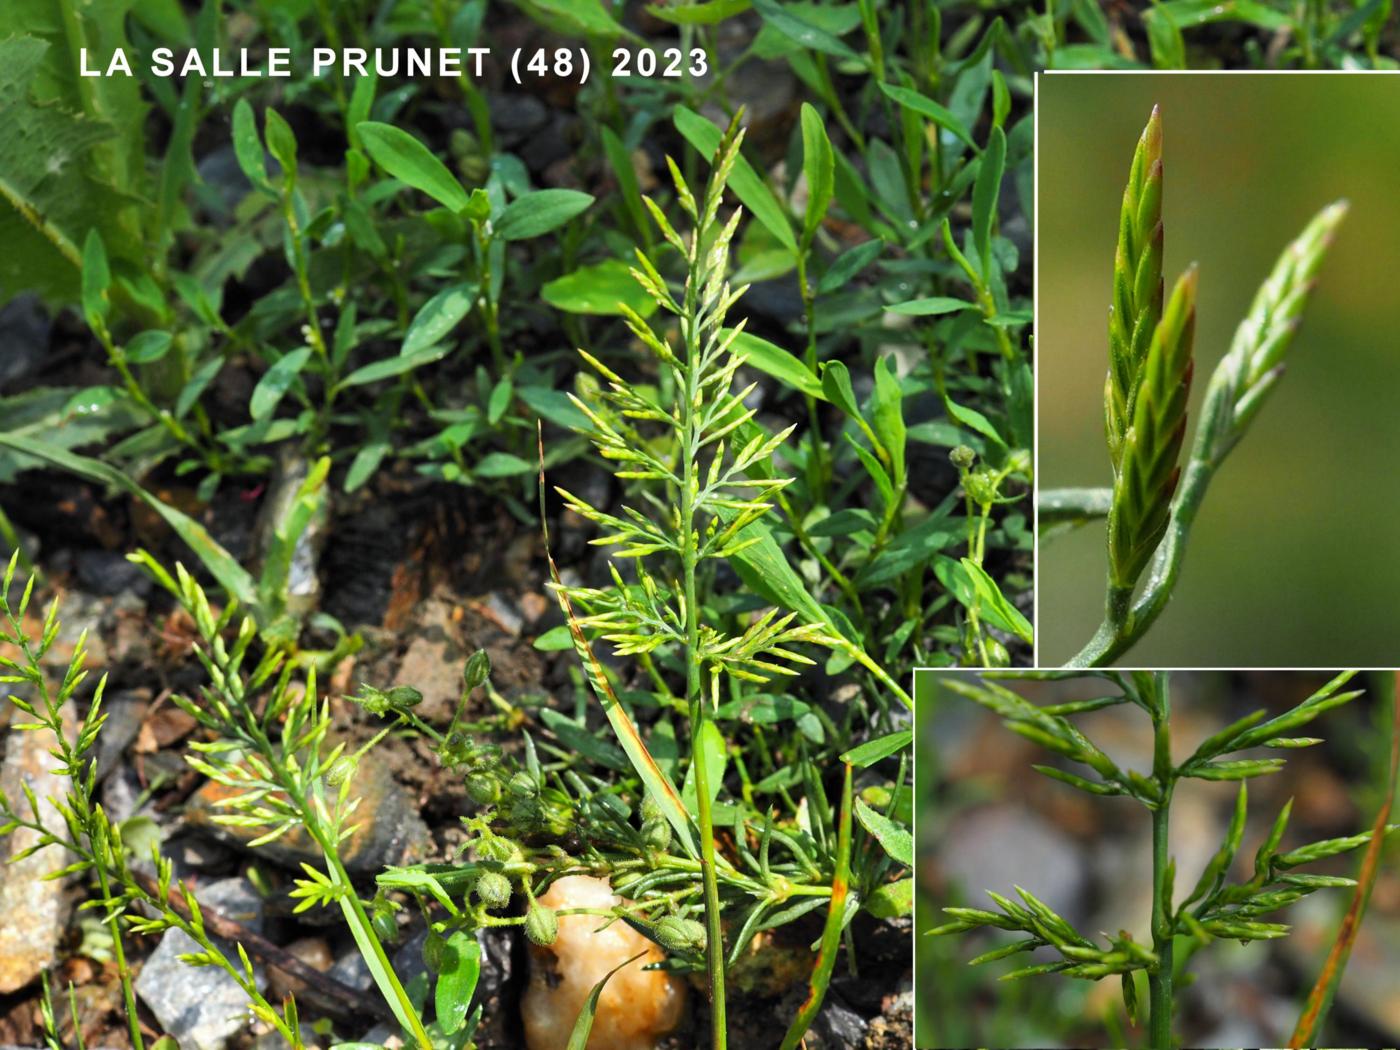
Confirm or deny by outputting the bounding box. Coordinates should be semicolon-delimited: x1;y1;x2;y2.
1108;265;1196;592
1193;199;1349;466
1106;104;1164;469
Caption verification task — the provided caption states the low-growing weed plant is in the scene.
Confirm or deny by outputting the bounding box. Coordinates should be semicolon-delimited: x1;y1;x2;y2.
542;113;898;1047
0;533;912;1048
0;0;1033;668
1000;2;1393;69
0;0;1045;1046
928;670;1399;1049
1038;106;1347;666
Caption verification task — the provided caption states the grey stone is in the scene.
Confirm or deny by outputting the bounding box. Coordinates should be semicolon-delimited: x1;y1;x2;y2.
252;1024;321;1050
0;699;76;992
810;997;869;1048
475;926;516;1003
164;833;238;877
391;927;430;992
520;114;573;171
329;947;375;994
100;765;144;825
471;927;518;1048
0;294;50;388
488;92;548;139
75;549;151;597
353;1024;399;1046
135;877;267;1050
941;805;1087;927
93;689;147;784
480;593;522;638
195;145;253;215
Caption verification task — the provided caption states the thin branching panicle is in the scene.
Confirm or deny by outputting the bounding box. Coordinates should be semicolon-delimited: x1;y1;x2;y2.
549;112;841;1050
932;671;1396;1049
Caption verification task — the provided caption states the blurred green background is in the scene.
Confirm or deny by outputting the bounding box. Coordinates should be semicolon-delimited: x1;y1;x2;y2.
1038;73;1400;666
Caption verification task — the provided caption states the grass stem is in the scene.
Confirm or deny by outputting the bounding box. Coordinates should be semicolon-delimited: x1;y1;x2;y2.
681;190;727;1050
1148;674;1174;1050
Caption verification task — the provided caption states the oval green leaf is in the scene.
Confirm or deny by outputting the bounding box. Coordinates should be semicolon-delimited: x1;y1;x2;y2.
542;259;657;317
358;121;469;213
494;189;595;240
250;348;311;420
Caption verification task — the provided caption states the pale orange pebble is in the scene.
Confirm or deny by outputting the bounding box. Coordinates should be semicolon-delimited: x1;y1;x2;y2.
522;875;686;1050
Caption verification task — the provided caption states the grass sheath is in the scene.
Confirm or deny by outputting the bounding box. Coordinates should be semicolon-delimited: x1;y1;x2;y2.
1060;105;1347;666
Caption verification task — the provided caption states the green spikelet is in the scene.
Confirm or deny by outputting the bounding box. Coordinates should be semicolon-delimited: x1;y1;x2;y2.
1106;106;1164;470
1108;265;1196;591
1196;200;1348;465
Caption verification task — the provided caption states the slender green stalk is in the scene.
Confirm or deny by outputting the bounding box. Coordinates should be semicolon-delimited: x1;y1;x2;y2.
128;557;430;1048
1149;798;1173;1049
679;228;728;1048
551;114;856;1048
93;854;144;1050
1147;673;1174;1050
294;776;432;1049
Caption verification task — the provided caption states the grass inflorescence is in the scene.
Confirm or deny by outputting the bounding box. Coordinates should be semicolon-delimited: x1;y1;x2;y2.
1041;106;1347;666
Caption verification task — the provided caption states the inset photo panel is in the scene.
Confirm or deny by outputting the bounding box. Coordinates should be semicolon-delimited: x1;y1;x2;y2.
1035;73;1400;668
913;668;1399;1049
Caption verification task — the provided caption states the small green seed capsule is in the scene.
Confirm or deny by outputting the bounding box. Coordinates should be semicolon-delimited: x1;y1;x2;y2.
507;772;538;800
422;931;446;972
965;469;998;505
353;685;391;717
986;638;1010;667
385;685;424;708
478;836;522;863
640;794;665;825
325;756;357;787
370;907;398;942
462;649;491;691
525;901;558;946
641;818;671;851
950;445;976;471
654;916;706;953
466;773;499;806
474;871;513;910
